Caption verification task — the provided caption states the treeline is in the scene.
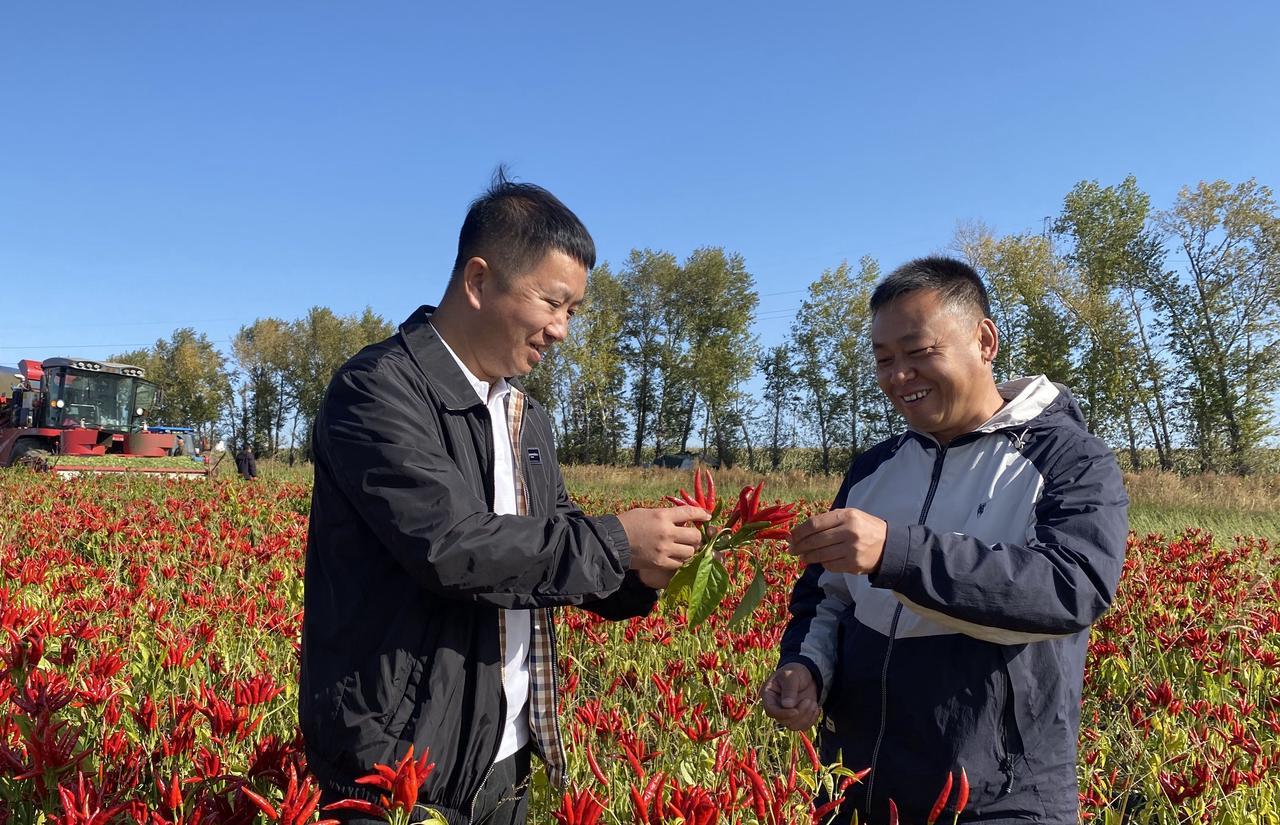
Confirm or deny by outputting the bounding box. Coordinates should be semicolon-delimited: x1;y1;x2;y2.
114;176;1280;475
110;308;393;458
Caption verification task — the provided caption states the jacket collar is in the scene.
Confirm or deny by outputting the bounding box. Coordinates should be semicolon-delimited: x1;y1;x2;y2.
905;375;1067;447
398;305;487;411
974;375;1064;432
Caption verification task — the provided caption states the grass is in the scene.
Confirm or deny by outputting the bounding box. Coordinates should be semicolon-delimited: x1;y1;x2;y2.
48;454;211;470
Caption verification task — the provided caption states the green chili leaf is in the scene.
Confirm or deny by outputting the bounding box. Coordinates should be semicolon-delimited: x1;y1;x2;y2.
729;565;768;628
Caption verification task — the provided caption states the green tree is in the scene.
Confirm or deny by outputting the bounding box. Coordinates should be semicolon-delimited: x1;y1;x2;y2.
790;262;858;473
114;329;231;442
757;344;798;471
554;263;630;464
619;250;680;465
231;317;293;455
1151;179;1280;472
840;257;883;453
286;306;394;457
1055;176;1173;464
955;223;1076;385
681;247;759;467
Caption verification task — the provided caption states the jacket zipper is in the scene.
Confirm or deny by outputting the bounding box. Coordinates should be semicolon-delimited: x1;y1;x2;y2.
469;760;498;823
998;667;1017;795
864;443;947;811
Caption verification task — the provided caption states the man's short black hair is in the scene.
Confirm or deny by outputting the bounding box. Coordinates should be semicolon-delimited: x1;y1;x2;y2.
450;166;596;286
870;256;992;319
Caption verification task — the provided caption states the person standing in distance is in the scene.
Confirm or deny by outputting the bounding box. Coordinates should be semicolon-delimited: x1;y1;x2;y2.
235;444;257;480
301;170;709;824
761;257;1127;823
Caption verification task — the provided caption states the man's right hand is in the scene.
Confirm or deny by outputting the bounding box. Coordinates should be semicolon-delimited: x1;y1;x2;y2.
617;505;709;589
761;663;821;731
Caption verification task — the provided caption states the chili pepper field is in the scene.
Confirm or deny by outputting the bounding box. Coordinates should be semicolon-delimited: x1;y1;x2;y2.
1;470;1278;824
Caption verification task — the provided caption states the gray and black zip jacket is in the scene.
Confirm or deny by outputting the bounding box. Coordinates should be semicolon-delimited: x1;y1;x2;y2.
779;377;1128;824
300;306;657;820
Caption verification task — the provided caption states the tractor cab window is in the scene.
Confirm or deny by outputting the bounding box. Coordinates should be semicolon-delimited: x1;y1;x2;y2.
46;368;138;432
133;381;158;423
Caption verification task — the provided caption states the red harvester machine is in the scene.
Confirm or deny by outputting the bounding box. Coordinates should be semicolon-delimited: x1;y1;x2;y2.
0;357;210;477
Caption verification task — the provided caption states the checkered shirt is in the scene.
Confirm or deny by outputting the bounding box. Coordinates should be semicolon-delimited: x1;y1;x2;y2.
501;388;567;788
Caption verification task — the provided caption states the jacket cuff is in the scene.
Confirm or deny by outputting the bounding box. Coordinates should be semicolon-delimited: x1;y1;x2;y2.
870;524;912;589
778;654;824;699
596;513;632;569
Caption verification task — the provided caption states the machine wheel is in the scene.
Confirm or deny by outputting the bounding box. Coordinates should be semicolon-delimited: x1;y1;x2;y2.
12;439;53;470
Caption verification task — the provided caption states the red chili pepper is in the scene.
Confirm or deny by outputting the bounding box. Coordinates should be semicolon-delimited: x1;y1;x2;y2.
629;785;651;825
888;798;900;825
799;732;822;773
742;763;770;821
642;770;666;803
713;737;733;773
955;767;970;816
926;770;953;825
811;797;844;822
240;786;279;820
323;799;387;818
160;772;182;813
584;743;608;786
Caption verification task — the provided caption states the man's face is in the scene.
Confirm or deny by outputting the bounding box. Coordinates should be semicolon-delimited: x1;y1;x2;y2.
469;249;587;382
871;288;999;444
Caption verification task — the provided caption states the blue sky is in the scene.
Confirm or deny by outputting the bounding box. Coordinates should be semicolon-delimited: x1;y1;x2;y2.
1;2;1277;368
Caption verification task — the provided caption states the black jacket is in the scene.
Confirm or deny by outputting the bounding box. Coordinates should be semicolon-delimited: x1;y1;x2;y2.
235;449;257;478
299;306;656;815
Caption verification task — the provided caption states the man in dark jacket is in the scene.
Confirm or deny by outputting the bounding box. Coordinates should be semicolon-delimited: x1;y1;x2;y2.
235;444;257;480
301;172;708;825
761;257;1128;824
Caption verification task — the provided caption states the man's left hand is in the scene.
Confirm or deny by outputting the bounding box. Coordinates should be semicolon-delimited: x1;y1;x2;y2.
787;508;888;575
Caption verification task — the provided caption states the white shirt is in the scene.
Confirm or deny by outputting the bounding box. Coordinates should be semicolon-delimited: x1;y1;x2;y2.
432;325;530;760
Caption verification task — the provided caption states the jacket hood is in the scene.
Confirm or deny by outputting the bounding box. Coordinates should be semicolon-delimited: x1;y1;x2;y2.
974;374;1088;435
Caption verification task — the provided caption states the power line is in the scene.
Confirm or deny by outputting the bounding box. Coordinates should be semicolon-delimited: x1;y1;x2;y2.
1;317;243;331
0;339;234;350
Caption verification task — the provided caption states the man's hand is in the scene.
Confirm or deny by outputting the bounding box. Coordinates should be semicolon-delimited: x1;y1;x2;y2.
617;505;709;587
761;664;820;730
787;508;888;575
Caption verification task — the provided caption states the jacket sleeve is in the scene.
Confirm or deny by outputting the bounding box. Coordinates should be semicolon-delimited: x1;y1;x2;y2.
315;362;634;610
552;468;660;621
778;564;852;702
870;435;1128;644
777;468;863;701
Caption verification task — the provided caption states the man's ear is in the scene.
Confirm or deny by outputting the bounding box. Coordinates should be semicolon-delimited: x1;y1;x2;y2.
978;317;1000;365
461;257;492;311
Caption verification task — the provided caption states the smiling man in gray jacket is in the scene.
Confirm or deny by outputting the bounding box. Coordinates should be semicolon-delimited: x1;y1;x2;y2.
301;172;709;824
762;256;1128;824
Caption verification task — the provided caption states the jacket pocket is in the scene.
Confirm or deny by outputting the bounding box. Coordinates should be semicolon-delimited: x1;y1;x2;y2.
981;659;1047;819
377;625;435;746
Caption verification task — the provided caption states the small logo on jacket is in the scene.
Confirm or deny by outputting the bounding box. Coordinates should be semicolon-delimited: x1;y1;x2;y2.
527;448;541;464
976;501;988;517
